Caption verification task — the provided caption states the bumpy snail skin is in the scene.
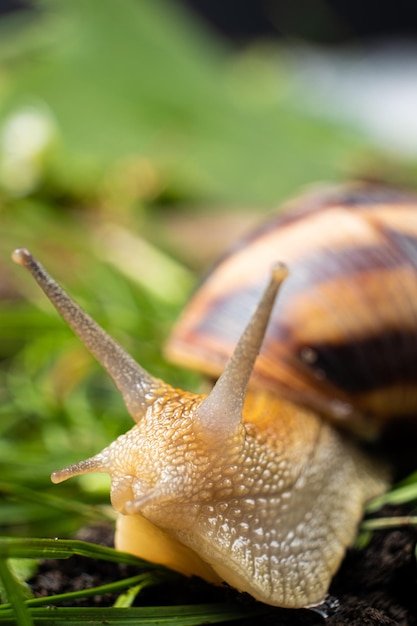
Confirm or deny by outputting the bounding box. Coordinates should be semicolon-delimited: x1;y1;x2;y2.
58;386;387;607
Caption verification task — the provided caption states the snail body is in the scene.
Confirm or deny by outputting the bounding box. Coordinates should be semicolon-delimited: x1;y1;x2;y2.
12;184;417;609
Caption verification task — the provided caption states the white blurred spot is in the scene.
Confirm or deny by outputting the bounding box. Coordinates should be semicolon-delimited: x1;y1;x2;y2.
288;42;417;156
0;105;56;195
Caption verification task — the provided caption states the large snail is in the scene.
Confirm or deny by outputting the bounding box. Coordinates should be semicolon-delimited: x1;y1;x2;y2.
12;184;417;609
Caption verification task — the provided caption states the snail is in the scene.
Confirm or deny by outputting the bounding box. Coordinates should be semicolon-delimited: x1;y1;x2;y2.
12;183;417;609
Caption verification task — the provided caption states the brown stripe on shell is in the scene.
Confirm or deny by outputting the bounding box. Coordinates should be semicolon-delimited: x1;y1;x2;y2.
221;184;417;263
296;331;417;394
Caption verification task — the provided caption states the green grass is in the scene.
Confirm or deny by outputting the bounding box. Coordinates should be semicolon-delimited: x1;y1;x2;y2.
0;540;269;625
0;605;266;626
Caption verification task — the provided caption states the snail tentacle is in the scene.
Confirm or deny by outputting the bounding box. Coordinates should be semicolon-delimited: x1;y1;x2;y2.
51;452;110;484
197;263;288;439
12;248;165;422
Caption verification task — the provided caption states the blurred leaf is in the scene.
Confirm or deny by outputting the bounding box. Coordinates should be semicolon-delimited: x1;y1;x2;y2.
367;473;417;513
0;0;374;204
0;559;34;625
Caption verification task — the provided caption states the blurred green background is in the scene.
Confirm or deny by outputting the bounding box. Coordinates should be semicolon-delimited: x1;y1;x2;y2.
1;0;416;539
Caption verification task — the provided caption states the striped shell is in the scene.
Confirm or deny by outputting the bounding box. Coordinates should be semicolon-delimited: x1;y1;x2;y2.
166;185;417;440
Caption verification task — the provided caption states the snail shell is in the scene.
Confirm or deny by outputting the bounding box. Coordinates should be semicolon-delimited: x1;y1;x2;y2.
12;183;417;609
167;184;417;441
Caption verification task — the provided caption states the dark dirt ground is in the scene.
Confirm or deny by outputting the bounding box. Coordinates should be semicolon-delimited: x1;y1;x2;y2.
27;505;417;626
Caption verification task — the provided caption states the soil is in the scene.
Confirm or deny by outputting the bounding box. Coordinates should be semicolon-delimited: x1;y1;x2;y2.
28;505;417;626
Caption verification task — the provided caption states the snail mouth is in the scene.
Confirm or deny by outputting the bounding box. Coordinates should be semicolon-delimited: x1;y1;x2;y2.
115;513;222;584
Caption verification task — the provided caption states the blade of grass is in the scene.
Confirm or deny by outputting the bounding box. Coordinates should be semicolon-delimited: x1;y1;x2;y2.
0;481;113;522
0;573;160;610
366;481;417;513
113;583;145;608
0;603;268;625
0;559;34;626
0;538;165;569
361;515;417;531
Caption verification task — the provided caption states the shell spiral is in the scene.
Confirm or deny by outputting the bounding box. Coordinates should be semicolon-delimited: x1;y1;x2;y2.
166;185;417;441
